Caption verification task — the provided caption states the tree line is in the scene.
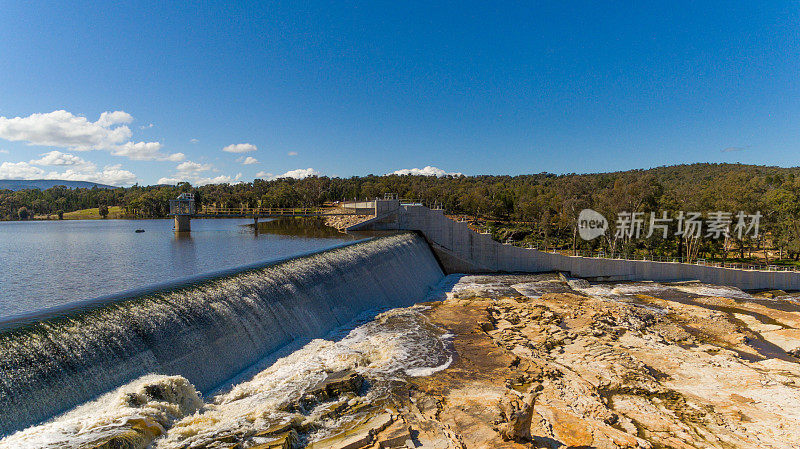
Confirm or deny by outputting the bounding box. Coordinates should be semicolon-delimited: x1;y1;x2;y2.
3;163;800;262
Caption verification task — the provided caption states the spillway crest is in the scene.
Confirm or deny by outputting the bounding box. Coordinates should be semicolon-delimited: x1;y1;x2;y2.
0;232;444;435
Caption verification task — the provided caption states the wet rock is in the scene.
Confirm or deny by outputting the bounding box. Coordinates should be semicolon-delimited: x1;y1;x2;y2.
307;412;393;449
86;419;164;449
295;370;364;411
753;290;787;299
250;429;299;449
566;278;591;290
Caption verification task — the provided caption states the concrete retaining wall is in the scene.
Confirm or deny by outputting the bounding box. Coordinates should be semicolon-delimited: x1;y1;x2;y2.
349;201;800;291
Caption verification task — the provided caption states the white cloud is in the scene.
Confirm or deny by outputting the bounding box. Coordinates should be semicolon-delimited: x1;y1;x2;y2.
0;150;138;185
238;156;258;165
0;149;9;154
0;110;131;150
95;111;133;127
389;166;463;177
158;173;242;186
287;151;298;156
55;165;137;186
0;110;183;161
0;161;137;186
30;150;93;168
257;167;320;180
140;123;154;130
222;143;257;153
281;168;319;179
190;138;199;144
157;161;239;186
176;161;212;173
111;142;184;161
0;162;45;179
722;146;750;153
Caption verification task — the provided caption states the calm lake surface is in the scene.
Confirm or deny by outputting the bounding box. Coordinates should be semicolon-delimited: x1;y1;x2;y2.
0;218;362;318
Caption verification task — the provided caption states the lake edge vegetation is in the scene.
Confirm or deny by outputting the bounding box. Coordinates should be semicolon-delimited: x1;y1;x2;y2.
4;163;800;264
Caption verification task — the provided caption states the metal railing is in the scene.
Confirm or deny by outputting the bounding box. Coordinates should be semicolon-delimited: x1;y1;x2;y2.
197;206;324;216
398;198;443;210
515;245;800;273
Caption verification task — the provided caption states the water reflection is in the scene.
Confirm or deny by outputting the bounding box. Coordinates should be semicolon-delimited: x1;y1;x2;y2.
171;231;197;275
254;217;349;238
254;217;379;240
0;218;362;317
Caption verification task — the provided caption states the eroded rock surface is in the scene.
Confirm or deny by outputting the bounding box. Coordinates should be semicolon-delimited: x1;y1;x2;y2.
396;274;800;449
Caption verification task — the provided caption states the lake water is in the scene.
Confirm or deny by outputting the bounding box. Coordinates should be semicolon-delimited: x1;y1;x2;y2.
0;218;361;318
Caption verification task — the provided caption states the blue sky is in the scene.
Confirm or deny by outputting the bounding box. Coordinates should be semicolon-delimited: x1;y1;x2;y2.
0;1;798;186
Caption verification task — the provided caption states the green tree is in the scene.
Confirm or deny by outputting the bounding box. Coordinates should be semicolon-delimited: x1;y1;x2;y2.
99;204;109;219
18;206;29;220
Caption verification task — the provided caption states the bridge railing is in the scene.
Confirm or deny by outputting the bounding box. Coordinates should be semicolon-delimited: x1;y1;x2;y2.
399;198;444;210
198;206;323;216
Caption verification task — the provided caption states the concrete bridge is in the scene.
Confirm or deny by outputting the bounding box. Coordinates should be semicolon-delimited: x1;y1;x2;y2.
347;198;800;292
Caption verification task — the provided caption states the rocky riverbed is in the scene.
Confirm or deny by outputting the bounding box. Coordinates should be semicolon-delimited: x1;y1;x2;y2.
301;274;800;448
397;274;800;448
5;274;800;449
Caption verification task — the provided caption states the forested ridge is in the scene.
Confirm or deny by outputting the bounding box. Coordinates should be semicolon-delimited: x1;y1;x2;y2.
4;163;800;261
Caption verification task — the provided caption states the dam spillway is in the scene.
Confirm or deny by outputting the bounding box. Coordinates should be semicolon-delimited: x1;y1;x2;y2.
0;232;444;436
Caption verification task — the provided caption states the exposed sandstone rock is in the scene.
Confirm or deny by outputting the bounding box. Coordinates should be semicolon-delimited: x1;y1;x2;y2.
307;412;393;449
497;391;536;442
395;274;800;449
322;210;374;230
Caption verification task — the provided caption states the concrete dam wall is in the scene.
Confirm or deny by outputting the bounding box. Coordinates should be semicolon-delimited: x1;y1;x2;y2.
349;201;800;291
0;233;444;436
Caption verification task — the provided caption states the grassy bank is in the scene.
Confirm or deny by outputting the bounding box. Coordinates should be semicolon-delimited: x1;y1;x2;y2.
64;206;125;219
32;206;127;220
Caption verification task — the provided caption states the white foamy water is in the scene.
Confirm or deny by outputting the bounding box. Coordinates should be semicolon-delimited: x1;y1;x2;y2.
427;274;559;300
0;375;202;449
162;306;452;448
566;279;755;306
1;306;453;449
672;284;754;299
511;280;571;298
569;282;667;300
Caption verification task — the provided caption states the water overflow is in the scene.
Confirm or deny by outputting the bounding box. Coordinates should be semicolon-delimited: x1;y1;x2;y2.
0;233;444;435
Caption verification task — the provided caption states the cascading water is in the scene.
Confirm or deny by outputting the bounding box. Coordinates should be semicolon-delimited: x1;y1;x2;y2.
0;232;444;436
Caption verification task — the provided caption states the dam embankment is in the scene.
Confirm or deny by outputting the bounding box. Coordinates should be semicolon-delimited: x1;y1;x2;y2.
0;232;444;436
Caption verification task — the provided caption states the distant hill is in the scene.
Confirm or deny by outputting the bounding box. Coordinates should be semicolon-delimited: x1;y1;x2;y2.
0;179;117;191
